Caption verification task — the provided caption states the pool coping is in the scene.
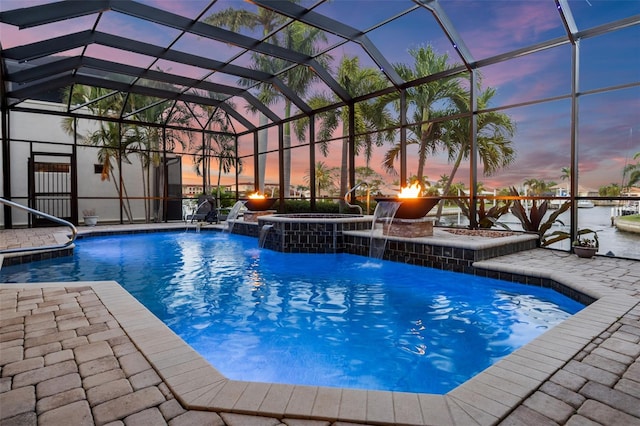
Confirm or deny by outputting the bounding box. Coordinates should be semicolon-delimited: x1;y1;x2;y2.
2;264;636;424
345;228;539;251
254;213;369;223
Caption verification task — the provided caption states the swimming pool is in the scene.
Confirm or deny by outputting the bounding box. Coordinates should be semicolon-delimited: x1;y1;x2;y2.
0;231;584;394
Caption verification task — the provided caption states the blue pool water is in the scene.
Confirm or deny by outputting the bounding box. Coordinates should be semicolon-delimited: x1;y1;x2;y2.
0;231;584;394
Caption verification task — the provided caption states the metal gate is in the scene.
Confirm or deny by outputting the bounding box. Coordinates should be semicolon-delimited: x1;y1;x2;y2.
28;152;77;227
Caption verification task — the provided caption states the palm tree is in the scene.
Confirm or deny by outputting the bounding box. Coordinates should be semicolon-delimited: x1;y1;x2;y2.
192;134;239;200
305;161;338;197
623;152;640;189
294;184;309;198
599;183;621;197
384;46;465;182
431;85;516;220
63;83;192;222
213;135;242;203
557;166;571;197
296;56;394;210
61;86;136;222
192;104;242;206
205;7;285;194
192;142;211;194
205;8;330;197
270;23;331;197
523;178;556;196
126;92;190;222
86;121;137;222
355;166;385;196
448;181;467;196
522;178;539;196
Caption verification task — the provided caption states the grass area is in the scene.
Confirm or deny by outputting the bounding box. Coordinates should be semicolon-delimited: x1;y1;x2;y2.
618;214;640;223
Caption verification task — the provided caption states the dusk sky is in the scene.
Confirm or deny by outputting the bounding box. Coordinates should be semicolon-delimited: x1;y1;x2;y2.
1;0;638;192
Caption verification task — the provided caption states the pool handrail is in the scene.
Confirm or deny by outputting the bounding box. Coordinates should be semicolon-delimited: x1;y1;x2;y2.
0;197;78;254
344;182;370;215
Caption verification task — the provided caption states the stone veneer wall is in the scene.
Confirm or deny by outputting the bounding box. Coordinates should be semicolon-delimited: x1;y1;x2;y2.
257;216;372;253
232;218;538;268
227;221;259;238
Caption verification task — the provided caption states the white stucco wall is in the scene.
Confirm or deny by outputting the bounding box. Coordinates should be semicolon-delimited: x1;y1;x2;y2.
4;100;158;226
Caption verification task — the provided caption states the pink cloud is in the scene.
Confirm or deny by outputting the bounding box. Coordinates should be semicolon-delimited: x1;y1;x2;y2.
481;48;569;106
1;15;95;49
492;4;560;43
140;0;205;18
455;2;564;62
0;1;50;12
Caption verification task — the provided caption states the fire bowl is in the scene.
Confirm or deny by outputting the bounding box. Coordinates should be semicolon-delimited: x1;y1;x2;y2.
374;197;440;219
242;198;277;211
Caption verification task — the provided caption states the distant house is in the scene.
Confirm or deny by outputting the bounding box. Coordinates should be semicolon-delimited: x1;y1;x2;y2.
622;187;640;198
182;184;204;197
551;183;598;197
182;184;236;198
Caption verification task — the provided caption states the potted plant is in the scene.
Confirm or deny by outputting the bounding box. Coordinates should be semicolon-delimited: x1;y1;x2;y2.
82;209;99;226
572;229;599;258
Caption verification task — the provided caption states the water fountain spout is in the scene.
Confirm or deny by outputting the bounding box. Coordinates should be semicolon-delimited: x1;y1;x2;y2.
344;182;370;215
369;200;401;259
225;201;247;233
259;224;274;248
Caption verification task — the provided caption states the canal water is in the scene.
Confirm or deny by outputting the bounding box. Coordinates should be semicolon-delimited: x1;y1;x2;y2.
572;206;639;260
